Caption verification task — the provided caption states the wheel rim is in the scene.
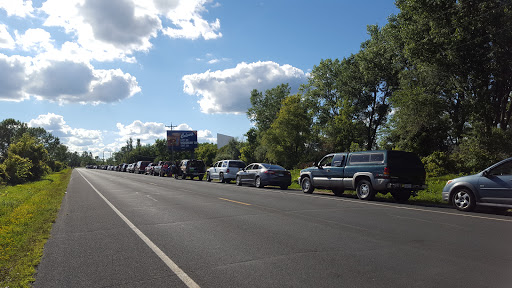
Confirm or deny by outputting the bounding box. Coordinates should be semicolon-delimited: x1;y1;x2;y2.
302;179;310;191
236;176;241;185
255;177;260;187
359;183;370;198
454;191;470;209
220;174;224;182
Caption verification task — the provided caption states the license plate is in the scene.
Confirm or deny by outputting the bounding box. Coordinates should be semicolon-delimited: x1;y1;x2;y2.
403;184;412;188
278;173;284;176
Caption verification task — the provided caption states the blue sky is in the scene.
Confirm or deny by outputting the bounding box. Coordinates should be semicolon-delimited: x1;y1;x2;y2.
0;0;398;157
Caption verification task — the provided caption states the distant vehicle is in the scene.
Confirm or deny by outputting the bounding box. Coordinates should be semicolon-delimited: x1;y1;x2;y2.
135;161;151;174
299;150;426;202
120;163;128;172
177;159;206;180
153;161;172;177
207;160;246;183
126;163;136;173
236;163;291;189
145;163;158;175
442;157;512;212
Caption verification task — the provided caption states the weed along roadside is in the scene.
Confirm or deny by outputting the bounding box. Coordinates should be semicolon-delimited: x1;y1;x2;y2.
0;169;72;288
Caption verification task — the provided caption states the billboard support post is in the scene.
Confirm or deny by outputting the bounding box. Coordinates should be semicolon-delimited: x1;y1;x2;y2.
165;124;178;163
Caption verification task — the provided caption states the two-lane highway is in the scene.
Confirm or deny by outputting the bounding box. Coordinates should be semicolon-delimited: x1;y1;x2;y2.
34;168;512;287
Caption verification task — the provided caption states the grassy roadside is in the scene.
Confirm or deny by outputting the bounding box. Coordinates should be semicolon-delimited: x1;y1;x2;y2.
0;168;72;288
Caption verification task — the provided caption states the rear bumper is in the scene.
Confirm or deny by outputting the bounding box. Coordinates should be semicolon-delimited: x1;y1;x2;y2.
386;182;427;190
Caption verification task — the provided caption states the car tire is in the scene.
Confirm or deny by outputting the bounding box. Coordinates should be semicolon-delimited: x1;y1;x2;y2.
452;188;476;212
236;175;242;186
206;172;211;182
255;176;264;188
332;188;344;196
301;177;314;194
198;175;204;181
391;190;411;203
182;173;187;180
356;179;375;200
219;173;225;183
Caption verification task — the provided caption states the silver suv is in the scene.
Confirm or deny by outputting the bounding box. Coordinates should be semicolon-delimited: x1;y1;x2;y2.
206;160;246;183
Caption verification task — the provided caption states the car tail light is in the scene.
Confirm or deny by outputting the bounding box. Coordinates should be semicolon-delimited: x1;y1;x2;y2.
264;170;275;174
226;169;230;173
384;167;390;176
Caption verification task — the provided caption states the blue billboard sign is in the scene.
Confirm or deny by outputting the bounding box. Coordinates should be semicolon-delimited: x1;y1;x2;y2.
167;130;198;151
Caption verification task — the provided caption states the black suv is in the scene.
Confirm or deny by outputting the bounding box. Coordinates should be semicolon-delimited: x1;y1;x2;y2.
176;159;206;180
299;150;426;202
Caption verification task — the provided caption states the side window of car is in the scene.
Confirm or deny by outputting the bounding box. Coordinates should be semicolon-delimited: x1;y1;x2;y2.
222;161;227;168
349;154;370;164
253;164;261;170
245;164;254;170
319;156;334;167
332;154;345;167
490;161;512;176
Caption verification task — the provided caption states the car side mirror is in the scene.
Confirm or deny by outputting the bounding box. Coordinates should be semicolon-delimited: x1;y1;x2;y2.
482;170;489;177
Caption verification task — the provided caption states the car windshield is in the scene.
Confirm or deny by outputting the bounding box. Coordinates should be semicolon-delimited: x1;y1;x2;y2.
261;163;286;170
229;161;246;168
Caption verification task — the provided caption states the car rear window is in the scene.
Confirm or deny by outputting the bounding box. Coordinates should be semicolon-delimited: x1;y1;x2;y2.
229;161;246;168
262;163;286;170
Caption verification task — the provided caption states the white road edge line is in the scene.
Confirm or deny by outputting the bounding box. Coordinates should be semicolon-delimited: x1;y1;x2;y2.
76;169;200;288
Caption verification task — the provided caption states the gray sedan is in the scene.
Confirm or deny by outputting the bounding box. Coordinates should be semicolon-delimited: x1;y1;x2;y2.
442;157;512;211
236;163;292;190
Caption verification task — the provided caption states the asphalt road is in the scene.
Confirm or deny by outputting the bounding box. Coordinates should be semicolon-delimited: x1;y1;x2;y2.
34;168;512;287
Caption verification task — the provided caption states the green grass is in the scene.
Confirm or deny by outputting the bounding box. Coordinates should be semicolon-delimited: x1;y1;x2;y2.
0;169;72;287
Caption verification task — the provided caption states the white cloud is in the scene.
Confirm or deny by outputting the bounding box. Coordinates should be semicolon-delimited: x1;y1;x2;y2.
15;28;54;52
28;115;217;156
28;113;103;152
0;54;141;104
116;120;166;143
0;54;30;101
37;0;221;63
182;61;309;114
161;0;222;40
0;24;15;49
117;121;216;144
0;0;34;18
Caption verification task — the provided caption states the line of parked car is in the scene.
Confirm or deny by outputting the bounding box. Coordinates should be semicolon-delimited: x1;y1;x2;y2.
85;150;512;213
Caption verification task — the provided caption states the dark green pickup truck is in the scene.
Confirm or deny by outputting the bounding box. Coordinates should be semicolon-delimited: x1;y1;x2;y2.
298;150;427;203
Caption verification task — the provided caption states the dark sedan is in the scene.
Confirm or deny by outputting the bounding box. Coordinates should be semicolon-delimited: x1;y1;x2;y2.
236;163;291;190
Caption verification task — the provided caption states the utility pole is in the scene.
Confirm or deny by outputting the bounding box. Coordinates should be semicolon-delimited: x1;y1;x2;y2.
165;123;178;163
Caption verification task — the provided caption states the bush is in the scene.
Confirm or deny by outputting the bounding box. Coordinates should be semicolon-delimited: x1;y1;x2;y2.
48;160;66;172
0;164;6;184
6;133;50;181
422;151;454;177
3;154;33;184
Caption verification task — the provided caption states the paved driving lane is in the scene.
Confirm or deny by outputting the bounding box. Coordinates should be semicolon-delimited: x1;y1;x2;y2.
34;168;512;287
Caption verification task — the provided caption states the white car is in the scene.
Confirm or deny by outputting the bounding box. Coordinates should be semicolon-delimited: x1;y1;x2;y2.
206;160;246;183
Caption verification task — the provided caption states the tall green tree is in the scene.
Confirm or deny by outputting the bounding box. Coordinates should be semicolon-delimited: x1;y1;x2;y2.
247;84;291;132
262;95;312;168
